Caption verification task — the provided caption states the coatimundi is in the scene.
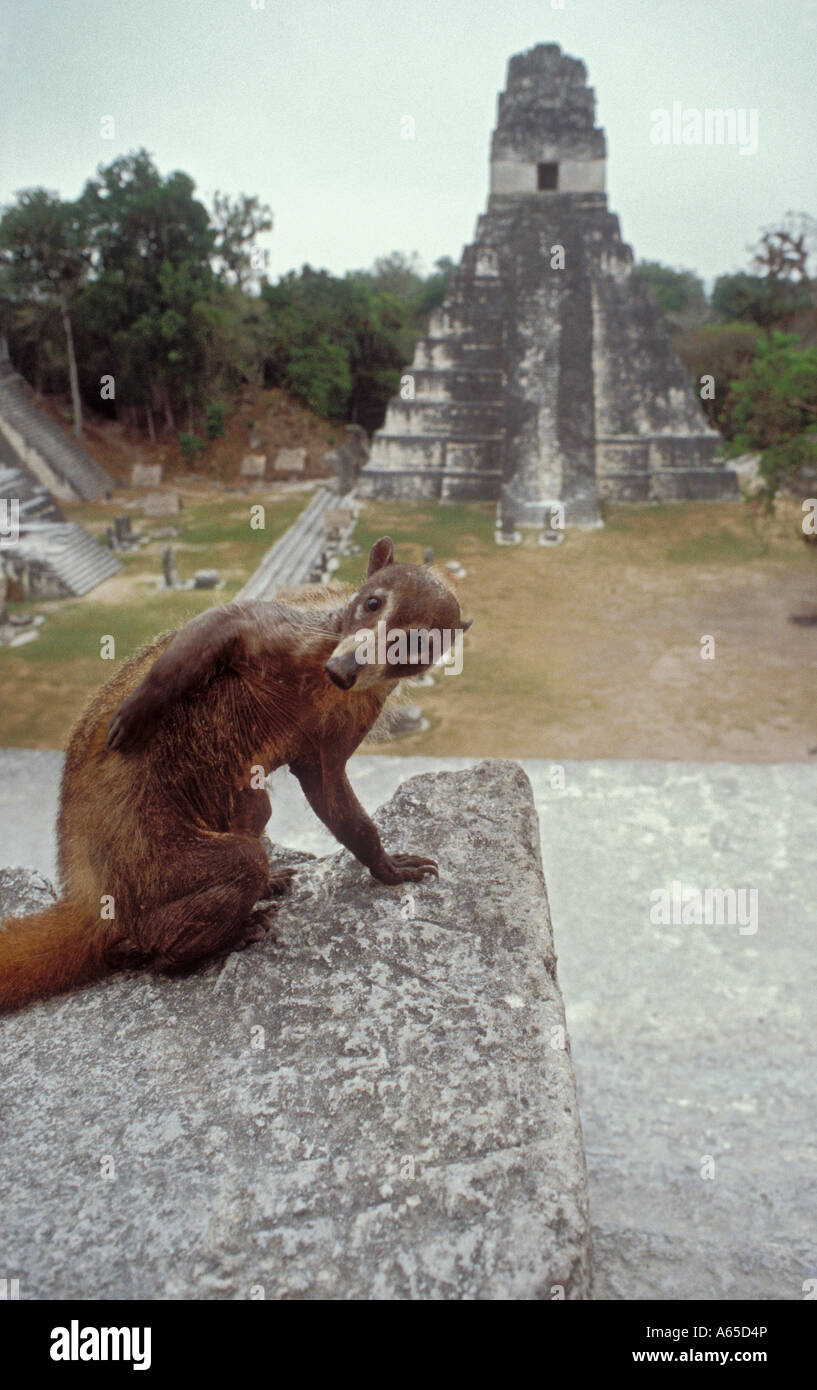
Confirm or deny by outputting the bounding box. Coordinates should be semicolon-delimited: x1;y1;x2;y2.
0;537;471;1013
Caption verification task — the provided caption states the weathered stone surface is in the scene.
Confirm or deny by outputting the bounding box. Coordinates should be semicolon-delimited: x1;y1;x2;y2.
130;462;162;488
193;568;221;589
0;761;591;1301
240;452;267;478
322;506;354;533
325;423;370;493
0;865;56;919
358;44;738;523
113;513;135;546
162;545;180;588
273;447;307;473
730;452;763;494
388;702;426;737
4;750;814;1300
143;490;181;517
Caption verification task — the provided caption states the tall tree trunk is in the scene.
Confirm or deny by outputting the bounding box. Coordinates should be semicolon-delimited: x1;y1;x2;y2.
59;290;83;439
162;383;176;435
146;404;156;446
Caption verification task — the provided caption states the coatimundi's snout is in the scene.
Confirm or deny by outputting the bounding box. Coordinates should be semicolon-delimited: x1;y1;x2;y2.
324;536;472;691
325;649;361;690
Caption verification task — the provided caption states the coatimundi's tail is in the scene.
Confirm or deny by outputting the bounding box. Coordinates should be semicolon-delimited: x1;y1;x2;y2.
0;901;110;1014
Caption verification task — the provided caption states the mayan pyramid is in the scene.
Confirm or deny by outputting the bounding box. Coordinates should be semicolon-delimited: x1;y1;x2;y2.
357;43;737;526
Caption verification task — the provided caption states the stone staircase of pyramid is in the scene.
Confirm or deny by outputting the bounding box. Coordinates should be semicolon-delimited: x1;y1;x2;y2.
358;243;506;505
0;357;120;597
6;521;120;597
0;365;114;503
237;486;355;601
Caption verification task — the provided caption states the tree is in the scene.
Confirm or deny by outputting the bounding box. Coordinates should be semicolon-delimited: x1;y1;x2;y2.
728;332;817;504
751;214;817;329
713;215;817;330
285;336;352;418
752;221;811;285
711;271;805;328
637;261;707;326
413;255;456;319
77;150;217;433
262;265;411;429
673;322;762;433
0;189;89;435
211;192;273;289
353;251;425;301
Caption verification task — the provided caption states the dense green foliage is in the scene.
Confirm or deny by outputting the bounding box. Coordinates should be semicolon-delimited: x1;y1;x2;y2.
0;152;453;444
727;333;817;499
640;222;816;503
711;272;812;327
637;261;707;325
672;322;763;432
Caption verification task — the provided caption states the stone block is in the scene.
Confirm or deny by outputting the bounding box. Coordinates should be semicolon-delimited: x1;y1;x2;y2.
387;703;426;737
240;453;267;478
143;491;181;518
273;448;307;473
193;569;221;589
130;463;162;488
0;762;592;1300
322;507;354;532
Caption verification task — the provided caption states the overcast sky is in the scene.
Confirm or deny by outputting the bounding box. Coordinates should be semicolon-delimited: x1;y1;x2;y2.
1;0;815;287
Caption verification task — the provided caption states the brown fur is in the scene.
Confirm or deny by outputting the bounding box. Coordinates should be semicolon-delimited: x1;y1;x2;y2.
0;539;470;1013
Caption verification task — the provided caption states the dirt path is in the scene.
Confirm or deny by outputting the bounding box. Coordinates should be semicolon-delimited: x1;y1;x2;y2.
345;499;817;763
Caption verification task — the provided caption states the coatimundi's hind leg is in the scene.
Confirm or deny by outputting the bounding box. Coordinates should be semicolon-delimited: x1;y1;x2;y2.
229;784;296;899
125;831;289;974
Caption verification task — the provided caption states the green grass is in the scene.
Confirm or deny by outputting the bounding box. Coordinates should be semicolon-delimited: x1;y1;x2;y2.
332;502;497;585
10;592;216;667
62;492;308;569
665;527;771;564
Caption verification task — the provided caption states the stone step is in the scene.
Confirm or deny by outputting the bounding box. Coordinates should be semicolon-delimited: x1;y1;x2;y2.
648;468;740;502
0;457;64;524
367;432;503;473
11;521;121;596
236;486;356;601
383;398;503;436
407;365;503;387
0;375;114;502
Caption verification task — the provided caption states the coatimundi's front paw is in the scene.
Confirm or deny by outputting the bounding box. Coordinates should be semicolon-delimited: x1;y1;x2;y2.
373;852;439;885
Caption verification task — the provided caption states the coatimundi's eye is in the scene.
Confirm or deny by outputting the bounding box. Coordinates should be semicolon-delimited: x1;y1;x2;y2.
365;596;381;612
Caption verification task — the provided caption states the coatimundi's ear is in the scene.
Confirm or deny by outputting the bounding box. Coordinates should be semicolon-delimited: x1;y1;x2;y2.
460;617;474;632
367;537;395;577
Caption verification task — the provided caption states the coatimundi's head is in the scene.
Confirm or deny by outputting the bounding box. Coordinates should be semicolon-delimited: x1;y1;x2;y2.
325;537;473;691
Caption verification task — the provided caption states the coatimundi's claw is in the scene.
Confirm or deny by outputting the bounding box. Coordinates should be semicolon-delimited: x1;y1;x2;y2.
263;867;297;897
243;902;282;941
375;852;439;885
